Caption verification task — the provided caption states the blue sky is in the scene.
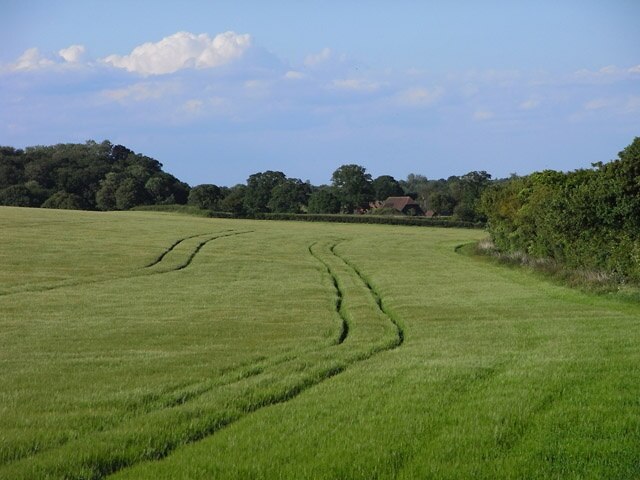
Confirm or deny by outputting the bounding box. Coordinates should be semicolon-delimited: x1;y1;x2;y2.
1;1;639;186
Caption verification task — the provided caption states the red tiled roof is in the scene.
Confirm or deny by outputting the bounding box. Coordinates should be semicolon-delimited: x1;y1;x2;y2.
381;196;419;211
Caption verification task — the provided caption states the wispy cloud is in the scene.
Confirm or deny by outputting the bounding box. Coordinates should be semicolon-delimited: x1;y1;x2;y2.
519;98;540;110
331;78;381;93
304;48;332;67
395;87;444;107
284;70;306;80
2;31;638;183
584;98;613;110
473;109;494;121
101;82;180;103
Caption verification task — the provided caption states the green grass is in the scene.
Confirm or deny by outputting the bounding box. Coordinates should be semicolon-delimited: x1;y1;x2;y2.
1;206;638;479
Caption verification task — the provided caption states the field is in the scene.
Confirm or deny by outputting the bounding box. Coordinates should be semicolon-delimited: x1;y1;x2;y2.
1;206;639;479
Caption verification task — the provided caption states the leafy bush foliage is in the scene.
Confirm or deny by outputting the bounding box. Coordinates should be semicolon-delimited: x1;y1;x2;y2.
480;137;640;282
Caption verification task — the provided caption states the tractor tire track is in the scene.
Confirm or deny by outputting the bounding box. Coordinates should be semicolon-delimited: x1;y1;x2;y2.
0;231;252;297
2;239;405;480
170;231;254;271
2;233;323;467
308;241;349;345
144;231;224;268
331;243;405;347
0;230;259;467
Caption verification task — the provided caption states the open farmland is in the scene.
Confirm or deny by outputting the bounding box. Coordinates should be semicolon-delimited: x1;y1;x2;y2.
1;207;639;479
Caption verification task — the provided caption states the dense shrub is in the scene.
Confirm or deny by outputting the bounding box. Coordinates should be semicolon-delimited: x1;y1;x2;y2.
41;191;86;210
241;212;481;228
480;137;640;282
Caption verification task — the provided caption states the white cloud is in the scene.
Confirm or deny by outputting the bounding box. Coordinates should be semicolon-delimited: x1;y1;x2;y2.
473;110;494;121
58;45;86;63
584;98;612;110
101;82;178;103
332;78;380;92
519;98;540;110
571;64;640;83
395;87;444;107
10;48;55;71
284;70;306;80
598;65;618;75
304;48;332;67
101;31;251;75
244;79;269;89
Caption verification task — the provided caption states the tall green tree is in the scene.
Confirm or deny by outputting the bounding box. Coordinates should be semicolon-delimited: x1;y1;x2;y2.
220;185;247;214
188;184;222;210
307;188;341;214
115;178;148;210
372;175;404;201
243;171;287;214
331;164;373;212
267;179;310;213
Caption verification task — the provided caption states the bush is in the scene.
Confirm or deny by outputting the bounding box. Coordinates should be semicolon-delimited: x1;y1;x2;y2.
238;212;482;228
42;191;86;210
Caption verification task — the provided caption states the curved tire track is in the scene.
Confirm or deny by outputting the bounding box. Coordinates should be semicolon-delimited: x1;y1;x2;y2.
308;241;349;345
331;244;404;347
0;231;247;297
144;232;223;268
2;239;404;480
0;230;257;466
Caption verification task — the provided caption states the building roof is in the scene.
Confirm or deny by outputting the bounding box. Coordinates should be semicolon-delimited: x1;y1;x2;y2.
382;196;420;211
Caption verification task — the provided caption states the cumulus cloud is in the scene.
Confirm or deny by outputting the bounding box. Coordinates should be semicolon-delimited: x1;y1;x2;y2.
629;65;640;74
10;48;55;71
58;45;86;63
101;31;251;75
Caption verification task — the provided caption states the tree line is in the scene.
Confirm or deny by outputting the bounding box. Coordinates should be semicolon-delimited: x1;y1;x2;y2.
0;140;490;222
0;141;189;211
2;137;639;281
479;137;640;282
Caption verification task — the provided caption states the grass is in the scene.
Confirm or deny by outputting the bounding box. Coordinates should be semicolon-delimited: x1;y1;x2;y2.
1;206;638;479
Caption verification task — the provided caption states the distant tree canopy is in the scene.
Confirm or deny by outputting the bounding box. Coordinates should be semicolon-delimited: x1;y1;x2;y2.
268;178;311;214
372;175;404;201
188;184;223;211
397;170;491;221
480;137;640;282
0;140;189;211
0;141;496;222
331;164;374;212
243;170;287;214
307;187;341;214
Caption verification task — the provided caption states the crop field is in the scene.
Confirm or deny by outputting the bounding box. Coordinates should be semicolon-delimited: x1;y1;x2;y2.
1;206;639;479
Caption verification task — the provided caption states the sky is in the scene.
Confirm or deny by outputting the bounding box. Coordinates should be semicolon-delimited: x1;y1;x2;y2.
1;0;639;186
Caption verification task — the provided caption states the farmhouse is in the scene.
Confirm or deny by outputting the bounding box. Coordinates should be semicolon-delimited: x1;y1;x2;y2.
381;196;425;216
